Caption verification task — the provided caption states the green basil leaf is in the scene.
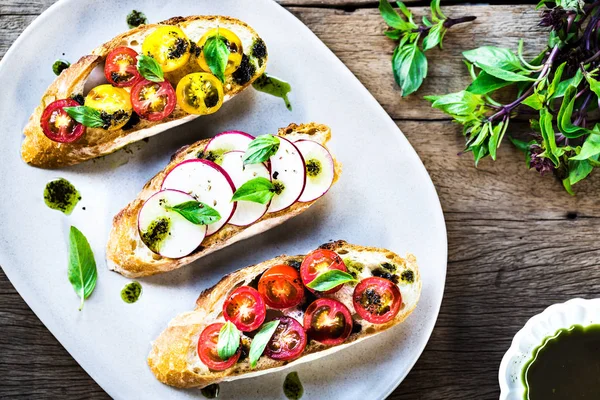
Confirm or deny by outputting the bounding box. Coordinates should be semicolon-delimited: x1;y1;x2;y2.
426;90;483;116
64;106;105;128
136;54;164;83
509;137;536;154
231;177;275;204
422;22;446;51
539;108;559;166
68;226;98;311
557;85;592;138
571;132;600;160
475;63;536;82
393;42;428;96
463;46;522;71
547;62;566;97
430;0;446;22
473;144;488;167
203;34;230;83
568;159;594;185
243;135;280;165
306;270;357;291
217;321;241;360
552;68;583;99
249;320;280;368
379;0;410;30
384;29;402;40
521;92;545;110
422;15;433;27
466;71;513;95
166;201;221;225
585;73;600;99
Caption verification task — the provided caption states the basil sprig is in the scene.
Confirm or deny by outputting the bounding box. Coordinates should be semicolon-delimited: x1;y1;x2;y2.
249;320;280;368
231;177;276;204
68;226;98;311
243;135;280;165
166;201;221;225
64;106;105;128
203;29;230;83
306;270;357;292
217;321;241;360
136;54;164;82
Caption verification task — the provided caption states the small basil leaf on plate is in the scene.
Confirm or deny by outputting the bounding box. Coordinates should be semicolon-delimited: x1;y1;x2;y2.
203;32;230;83
64;106;105;128
68;226;98;311
231;177;275;204
217;321;241;360
166;200;221;225
306;270;357;291
137;54;164;82
243;135;280;165
249;320;280;368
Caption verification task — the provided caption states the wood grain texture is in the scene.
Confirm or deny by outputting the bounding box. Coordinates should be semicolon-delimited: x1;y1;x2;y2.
2;1;599;400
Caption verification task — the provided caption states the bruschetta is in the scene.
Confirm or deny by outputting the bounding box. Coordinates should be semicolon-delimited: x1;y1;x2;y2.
147;240;421;388
107;122;340;277
22;15;267;168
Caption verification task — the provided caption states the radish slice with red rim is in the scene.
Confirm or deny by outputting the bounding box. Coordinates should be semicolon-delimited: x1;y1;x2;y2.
267;137;306;213
295;140;335;202
203;131;255;164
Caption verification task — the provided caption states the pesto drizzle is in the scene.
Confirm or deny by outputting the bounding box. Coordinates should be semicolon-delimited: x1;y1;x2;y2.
121;281;142;304
283;371;303;400
44;178;81;215
253;73;292;111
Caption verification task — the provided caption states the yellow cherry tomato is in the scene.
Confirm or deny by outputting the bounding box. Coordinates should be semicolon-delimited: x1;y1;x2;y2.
175;73;224;115
142;26;191;72
197;28;243;76
84;84;132;130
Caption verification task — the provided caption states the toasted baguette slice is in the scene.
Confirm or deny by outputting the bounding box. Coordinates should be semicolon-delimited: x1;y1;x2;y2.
22;16;267;168
107;123;340;277
147;240;421;388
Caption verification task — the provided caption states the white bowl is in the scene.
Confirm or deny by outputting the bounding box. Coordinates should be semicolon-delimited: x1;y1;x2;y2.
499;298;600;399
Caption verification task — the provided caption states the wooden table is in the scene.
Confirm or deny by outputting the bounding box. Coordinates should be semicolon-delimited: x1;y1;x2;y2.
2;1;599;398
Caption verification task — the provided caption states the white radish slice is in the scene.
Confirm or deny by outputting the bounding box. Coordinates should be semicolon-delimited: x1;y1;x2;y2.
268;137;306;213
295;140;335;202
203;131;255;164
161;159;236;236
138;189;207;258
220;151;270;226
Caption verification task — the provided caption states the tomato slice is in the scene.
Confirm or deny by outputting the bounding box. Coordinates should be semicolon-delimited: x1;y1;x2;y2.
141;26;190;72
130;78;177;121
223;286;266;332
303;298;352;345
300;249;347;294
40;99;86;143
197;323;240;371
104;47;141;87
353;277;402;324
258;265;305;309
175;72;224;115
264;317;307;361
84;84;132;130
197;28;243;75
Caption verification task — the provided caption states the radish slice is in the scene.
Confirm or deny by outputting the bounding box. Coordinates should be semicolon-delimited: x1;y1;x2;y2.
221;151;270;226
161;159;236;236
138;189;207;258
268;137;306;213
203;131;255;164
295;140;335;202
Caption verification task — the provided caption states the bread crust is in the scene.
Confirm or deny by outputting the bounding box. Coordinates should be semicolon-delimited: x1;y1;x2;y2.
107;123;341;277
21;15;267;168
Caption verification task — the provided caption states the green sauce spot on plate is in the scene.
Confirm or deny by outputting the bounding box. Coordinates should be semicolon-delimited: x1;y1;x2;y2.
121;281;142;304
283;371;303;400
253;73;292;111
43;178;80;215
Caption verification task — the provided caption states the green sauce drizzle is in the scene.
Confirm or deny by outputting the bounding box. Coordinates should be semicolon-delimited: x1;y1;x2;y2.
141;217;171;253
306;159;321;178
253;73;292;111
52;59;70;76
121;281;142;304
127;10;147;29
201;384;220;398
283;371;303;400
44;178;80;215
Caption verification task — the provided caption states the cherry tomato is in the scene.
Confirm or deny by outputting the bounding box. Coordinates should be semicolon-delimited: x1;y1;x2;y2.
40;99;86;143
300;249;347;294
264;317;307;361
130;78;176;121
197;323;240;371
142;26;190;72
84;84;132;130
197;28;243;75
353;277;402;324
223;286;266;332
175;72;224;115
303;298;352;345
258;265;305;309
104;47;141;87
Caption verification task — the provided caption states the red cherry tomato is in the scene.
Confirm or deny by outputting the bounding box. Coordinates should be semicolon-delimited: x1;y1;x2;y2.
197;323;240;371
300;249;347;294
258;265;305;309
223;286;266;332
353;277;402;324
130;78;177;121
303;298;352;345
264;317;307;361
40;99;86;143
104;47;141;87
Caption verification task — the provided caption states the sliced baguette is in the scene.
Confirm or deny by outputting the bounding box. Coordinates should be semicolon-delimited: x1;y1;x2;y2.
22;15;267;168
107;123;340;277
147;240;422;388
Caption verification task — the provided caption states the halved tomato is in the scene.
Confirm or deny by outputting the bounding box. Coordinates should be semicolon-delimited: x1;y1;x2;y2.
104;47;141;87
141;26;190;72
300;249;347;294
223;286;266;332
175;72;224;115
264;317;307;361
352;277;402;324
197;28;243;75
304;298;352;345
40;99;86;143
258;265;305;309
197;323;241;371
130;78;177;121
84;84;132;130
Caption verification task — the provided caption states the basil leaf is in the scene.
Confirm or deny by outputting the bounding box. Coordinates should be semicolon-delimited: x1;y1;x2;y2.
463;46;522;71
430;0;446;22
552;68;583;99
64;106;105;128
547;62;566;98
378;0;410;30
568;159;594;186
393;42;428;96
203;34;230;83
509;137;536;154
68;226;98;311
557;85;592;138
475;63;536;82
521;92;545;110
249;320;280;368
571;131;600;160
166;201;221;225
425;90;483;115
539;108;559;166
243;135;280;165
231;177;275;204
466;71;512;95
422;22;445;51
217;321;240;360
306;270;357;292
136;54;164;83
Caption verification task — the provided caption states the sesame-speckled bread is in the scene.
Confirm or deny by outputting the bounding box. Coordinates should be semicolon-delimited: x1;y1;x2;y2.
22;15;267;168
107;123;341;278
147;240;421;388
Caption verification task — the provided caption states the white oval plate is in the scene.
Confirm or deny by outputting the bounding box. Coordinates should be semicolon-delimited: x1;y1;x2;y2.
499;298;600;400
0;0;447;399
